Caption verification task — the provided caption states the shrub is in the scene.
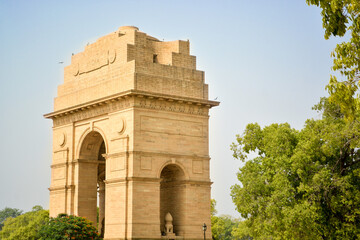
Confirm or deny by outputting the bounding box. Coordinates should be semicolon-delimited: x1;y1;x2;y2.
38;213;101;240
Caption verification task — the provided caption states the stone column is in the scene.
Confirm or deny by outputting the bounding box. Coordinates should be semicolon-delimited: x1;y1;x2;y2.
74;160;98;225
98;180;105;237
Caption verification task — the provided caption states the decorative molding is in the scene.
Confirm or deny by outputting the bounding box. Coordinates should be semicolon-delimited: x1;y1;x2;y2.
51;151;209;168
106;150;210;161
51;162;68;168
48;185;75;192
117;118;126;134
161;180;212;187
108;49;116;64
51;97;132;127
132;150;210;160
135;97;208;116
58;132;66;147
73;159;105;164
104;177;162;184
104;151;128;159
73;49;117;76
51;160;105;168
44;90;219;127
53;148;69;154
110;136;129;142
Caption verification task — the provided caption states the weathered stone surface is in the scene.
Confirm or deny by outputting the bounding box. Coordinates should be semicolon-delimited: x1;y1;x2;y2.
45;26;219;240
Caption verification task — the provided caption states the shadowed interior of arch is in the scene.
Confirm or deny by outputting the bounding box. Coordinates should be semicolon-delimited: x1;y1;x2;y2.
78;131;106;237
160;164;186;236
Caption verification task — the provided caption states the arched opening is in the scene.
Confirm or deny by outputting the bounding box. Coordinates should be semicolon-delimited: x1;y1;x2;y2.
160;164;186;236
78;131;106;237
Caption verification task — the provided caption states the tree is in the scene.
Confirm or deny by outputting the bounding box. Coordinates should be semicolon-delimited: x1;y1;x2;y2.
230;98;360;239
212;215;240;240
38;213;101;240
211;199;244;240
0;206;49;240
0;207;23;230
306;0;360;121
230;2;360;238
211;199;217;216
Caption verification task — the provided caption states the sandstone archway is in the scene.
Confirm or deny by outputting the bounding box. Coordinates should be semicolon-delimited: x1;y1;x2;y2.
45;26;218;239
78;131;106;236
160;164;186;236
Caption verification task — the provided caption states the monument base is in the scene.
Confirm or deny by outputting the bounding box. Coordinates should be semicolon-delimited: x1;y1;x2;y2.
161;235;183;240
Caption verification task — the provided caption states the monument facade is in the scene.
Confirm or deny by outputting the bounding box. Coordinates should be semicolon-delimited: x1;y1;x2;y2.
44;26;219;240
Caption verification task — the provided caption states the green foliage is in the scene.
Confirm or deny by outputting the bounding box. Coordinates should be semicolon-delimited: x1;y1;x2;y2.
0;207;23;230
0;206;49;240
211;199;248;240
38;213;101;240
211;199;217;216
212;214;240;240
230;99;360;239
230;2;360;238
306;0;360;121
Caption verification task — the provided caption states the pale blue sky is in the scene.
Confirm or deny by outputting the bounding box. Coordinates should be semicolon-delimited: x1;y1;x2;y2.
0;0;345;217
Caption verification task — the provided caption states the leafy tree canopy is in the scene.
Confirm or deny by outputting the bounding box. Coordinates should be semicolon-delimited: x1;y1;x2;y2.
230;2;360;238
0;207;23;230
38;213;101;240
307;0;360;121
230;98;360;239
0;205;48;240
212;214;240;240
211;199;250;240
211;199;217;216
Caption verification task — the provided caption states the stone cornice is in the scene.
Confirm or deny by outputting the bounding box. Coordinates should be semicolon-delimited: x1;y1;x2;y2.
162;180;213;186
104;177;162;184
104;177;212;185
134;151;211;161
73;159;105;164
44;89;219;120
51;159;105;168
106;150;210;160
48;185;75;192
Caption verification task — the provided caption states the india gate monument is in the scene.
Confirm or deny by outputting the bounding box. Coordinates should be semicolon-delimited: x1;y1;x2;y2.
44;26;219;239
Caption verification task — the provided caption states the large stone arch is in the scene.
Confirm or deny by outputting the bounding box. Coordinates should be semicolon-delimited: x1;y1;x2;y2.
159;163;187;236
157;161;189;180
76;127;109;160
76;129;107;237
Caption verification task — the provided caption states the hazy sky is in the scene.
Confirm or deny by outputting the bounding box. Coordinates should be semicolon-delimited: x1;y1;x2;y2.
0;0;346;217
